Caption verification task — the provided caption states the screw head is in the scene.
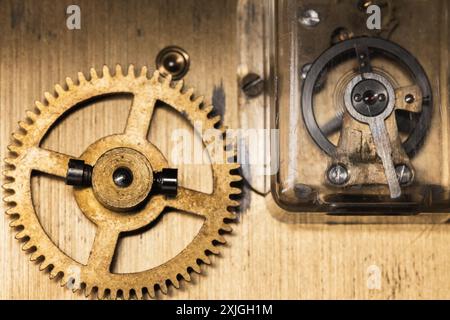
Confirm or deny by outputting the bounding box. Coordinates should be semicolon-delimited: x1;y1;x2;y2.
156;46;190;80
405;94;415;104
241;73;264;98
378;93;386;102
354;93;362;102
299;9;320;27
327;164;349;185
300;63;313;80
395;164;414;186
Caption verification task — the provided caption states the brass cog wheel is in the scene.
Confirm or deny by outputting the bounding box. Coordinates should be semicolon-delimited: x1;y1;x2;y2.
2;65;241;299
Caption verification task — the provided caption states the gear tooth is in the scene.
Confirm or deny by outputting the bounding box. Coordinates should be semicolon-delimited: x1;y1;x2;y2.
15;230;27;240
140;66;148;78
170;277;180;289
228;200;240;207
229;163;241;170
147;287;156;299
39;259;51;271
191;263;201;274
66;77;75;89
94;287;103;299
35;101;46;111
44;91;56;104
185;88;194;99
193;96;204;107
18;121;31;131
125;289;133;300
102;65;111;78
115;64;124;77
72;285;81;294
22;241;34;251
60;274;70;287
200;254;211;265
220;125;229;133
10;218;22;228
230;174;243;183
54;84;65;96
90;68;98;80
209;115;221;125
99;288;109;300
3;170;15;179
49;268;59;279
6;205;19;214
7;144;21;154
175;79;184;91
25;110;38;121
12;131;25;141
109;289;117;300
78;72;87;84
215;235;227;244
132;289;142;300
207;245;220;255
3;182;15;191
84;284;93;297
225;211;237;220
230;187;242;195
29;251;42;261
4;157;17;166
221;224;233;232
151;70;160;83
159;282;168;295
203;105;214;114
180;270;191;282
4;194;17;204
163;73;173;86
127;65;136;78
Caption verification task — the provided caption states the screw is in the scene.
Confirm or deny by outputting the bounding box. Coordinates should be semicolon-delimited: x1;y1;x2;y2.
327;164;349;185
301;63;312;80
354;94;362;102
299;9;320;27
378;93;386;102
357;0;374;12
156;46;190;80
331;27;354;44
154;168;178;198
241;73;264;98
66;159;93;187
395;164;414;186
405;94;415;104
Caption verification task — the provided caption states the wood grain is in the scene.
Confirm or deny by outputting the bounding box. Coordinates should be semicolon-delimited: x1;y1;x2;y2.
1;0;450;300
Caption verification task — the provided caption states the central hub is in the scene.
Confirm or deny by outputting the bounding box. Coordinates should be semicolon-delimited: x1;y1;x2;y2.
351;79;389;117
92;148;153;212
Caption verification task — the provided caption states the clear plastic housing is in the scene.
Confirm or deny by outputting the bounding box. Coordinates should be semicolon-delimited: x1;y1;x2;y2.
269;0;450;222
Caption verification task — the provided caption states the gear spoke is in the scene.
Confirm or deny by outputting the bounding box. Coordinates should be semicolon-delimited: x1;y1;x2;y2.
87;226;120;272
124;93;157;138
321;114;343;136
27;147;74;178
165;187;218;219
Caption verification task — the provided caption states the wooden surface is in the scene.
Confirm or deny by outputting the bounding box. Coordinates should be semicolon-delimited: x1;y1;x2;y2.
1;0;450;300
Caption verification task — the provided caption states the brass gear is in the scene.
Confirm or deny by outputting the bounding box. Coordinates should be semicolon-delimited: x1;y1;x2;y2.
2;65;241;299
